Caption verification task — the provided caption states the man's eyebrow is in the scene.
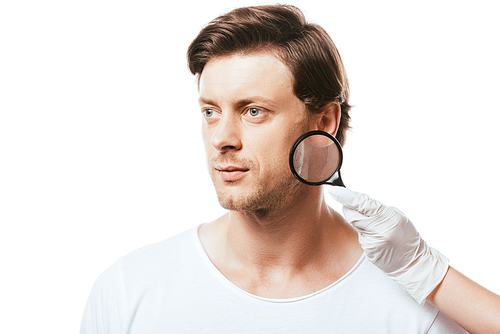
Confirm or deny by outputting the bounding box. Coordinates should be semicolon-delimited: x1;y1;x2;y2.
198;97;216;106
236;97;278;109
198;96;278;108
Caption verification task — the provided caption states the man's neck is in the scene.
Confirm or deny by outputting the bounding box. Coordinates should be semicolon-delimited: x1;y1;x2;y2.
226;190;335;267
198;186;363;298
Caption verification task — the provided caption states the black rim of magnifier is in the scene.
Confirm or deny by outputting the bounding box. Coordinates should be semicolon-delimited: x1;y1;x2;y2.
289;130;344;186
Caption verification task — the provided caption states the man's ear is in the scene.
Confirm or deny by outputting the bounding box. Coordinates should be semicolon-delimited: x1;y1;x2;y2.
316;101;341;136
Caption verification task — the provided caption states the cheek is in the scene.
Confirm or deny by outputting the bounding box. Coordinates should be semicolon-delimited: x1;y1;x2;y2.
251;133;295;174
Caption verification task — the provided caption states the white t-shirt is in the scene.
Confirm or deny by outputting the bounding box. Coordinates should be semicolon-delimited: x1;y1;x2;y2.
81;225;467;333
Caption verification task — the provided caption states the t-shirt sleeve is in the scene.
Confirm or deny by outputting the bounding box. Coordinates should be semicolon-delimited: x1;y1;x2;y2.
427;311;468;334
80;261;126;334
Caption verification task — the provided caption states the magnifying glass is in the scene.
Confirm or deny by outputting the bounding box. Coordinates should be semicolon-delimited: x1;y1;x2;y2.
289;130;345;187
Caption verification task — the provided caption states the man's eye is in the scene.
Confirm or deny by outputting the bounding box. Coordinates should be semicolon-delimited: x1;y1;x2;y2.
203;109;215;118
247;108;262;117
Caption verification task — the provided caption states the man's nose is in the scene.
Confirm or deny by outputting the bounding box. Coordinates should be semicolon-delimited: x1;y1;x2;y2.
210;114;242;152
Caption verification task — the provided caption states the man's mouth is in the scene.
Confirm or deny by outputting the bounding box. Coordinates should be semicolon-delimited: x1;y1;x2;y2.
215;165;250;182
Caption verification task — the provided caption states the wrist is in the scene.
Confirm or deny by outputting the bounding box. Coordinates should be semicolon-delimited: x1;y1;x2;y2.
388;246;449;305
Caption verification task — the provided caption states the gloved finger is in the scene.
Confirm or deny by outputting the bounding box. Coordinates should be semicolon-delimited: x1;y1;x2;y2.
328;187;386;217
342;206;367;223
342;206;387;233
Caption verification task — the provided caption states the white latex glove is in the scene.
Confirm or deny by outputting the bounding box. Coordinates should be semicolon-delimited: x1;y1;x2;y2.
328;187;450;305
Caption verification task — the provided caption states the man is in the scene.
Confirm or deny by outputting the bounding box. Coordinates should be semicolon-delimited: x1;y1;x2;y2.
81;5;467;333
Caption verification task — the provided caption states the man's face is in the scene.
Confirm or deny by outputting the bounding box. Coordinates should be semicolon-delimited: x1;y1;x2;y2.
198;52;314;215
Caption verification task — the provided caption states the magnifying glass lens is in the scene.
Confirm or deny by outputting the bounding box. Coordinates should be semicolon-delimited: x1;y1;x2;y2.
290;131;344;187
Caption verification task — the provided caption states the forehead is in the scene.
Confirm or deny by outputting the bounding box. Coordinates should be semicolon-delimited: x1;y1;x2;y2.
198;52;296;104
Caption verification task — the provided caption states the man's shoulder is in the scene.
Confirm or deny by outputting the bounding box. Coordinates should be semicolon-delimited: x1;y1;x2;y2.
99;225;203;284
123;225;199;260
340;257;436;316
343;258;466;332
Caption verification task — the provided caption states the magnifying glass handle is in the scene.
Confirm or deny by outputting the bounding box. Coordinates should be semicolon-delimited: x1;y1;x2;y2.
328;170;345;187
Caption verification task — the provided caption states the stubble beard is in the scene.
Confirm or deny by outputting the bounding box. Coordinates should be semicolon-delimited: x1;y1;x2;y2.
211;161;301;218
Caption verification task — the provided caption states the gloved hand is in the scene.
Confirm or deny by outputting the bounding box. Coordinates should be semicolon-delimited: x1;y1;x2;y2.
328;187;450;305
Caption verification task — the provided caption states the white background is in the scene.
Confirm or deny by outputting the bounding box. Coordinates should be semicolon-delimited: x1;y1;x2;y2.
1;0;499;333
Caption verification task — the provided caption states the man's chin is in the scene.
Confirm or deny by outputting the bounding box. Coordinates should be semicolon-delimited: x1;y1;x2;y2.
215;184;299;216
213;181;268;212
215;191;254;212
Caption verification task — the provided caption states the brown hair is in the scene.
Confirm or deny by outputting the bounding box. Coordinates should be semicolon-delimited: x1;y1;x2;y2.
187;4;351;145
